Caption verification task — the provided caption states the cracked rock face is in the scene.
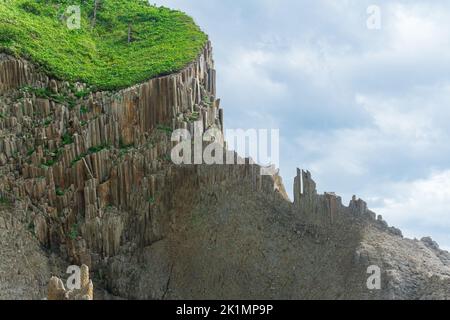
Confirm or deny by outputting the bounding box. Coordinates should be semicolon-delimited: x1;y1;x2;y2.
0;44;449;300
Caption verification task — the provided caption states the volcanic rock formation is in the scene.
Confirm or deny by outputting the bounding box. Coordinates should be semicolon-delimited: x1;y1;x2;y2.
0;42;449;300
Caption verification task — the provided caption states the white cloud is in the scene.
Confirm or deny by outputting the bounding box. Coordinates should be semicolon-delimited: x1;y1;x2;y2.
156;0;450;249
220;48;288;102
355;92;444;144
372;170;450;251
294;85;450;251
375;170;450;227
387;3;450;54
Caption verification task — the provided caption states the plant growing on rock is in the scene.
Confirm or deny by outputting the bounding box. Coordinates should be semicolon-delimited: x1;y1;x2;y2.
0;0;207;90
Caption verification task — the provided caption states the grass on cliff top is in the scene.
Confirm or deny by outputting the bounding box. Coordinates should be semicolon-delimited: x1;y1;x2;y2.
0;0;208;90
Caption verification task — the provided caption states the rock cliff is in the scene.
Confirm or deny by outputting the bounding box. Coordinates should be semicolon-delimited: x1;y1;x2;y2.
1;41;449;300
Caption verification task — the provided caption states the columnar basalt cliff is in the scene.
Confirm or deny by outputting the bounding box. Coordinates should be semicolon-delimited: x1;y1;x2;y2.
1;40;450;300
293;169;400;234
0;42;222;262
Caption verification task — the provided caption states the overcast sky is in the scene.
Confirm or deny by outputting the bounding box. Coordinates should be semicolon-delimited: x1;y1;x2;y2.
156;0;450;250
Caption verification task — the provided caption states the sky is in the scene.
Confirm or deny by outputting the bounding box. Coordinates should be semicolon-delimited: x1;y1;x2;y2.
155;0;450;251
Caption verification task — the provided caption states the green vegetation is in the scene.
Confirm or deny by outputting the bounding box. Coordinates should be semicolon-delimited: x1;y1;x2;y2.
71;143;109;166
117;138;134;157
71;154;85;166
0;196;10;205
69;223;79;240
0;0;208;90
27;148;35;156
88;144;108;154
43;117;53;126
74;89;91;99
119;143;134;157
27;221;35;235
80;105;89;114
42;158;57;167
202;95;212;106
21;86;52;98
21;85;77;107
187;111;199;122
41;146;63;167
61;132;73;145
55;186;65;196
156;124;173;135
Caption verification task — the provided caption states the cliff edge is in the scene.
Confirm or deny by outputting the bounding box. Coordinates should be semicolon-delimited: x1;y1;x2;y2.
0;0;449;300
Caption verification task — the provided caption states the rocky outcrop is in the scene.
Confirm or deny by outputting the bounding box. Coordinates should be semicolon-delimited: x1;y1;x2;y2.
0;201;66;300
